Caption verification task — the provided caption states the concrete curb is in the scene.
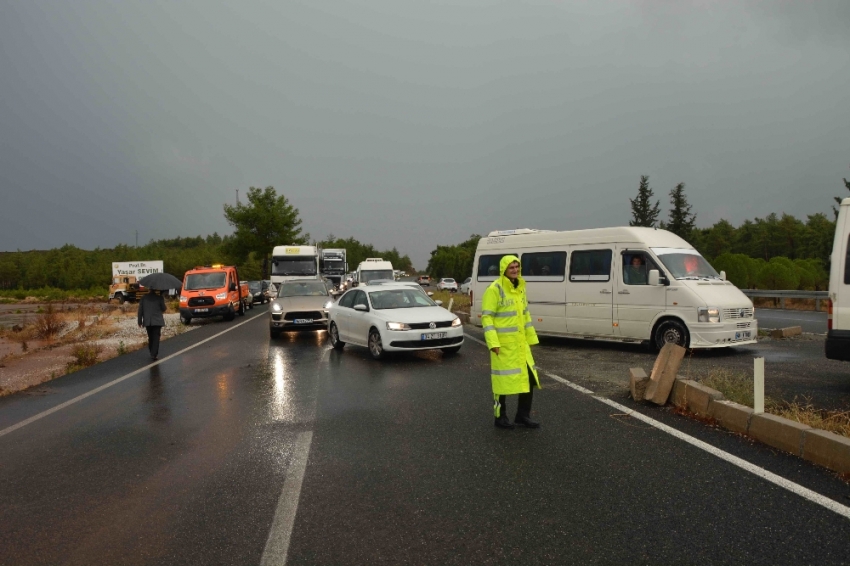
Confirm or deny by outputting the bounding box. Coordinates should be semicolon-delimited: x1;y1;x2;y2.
665;377;850;475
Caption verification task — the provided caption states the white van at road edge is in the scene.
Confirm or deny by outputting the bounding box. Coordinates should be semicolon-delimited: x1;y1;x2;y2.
355;258;395;287
469;227;758;350
826;197;850;361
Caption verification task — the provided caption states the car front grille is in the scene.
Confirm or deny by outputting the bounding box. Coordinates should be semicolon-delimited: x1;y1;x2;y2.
188;297;215;307
389;336;463;348
408;321;454;330
736;322;752;329
283;311;323;321
723;307;754;319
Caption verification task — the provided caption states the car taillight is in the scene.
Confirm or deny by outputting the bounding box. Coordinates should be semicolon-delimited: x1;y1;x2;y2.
828;298;833;331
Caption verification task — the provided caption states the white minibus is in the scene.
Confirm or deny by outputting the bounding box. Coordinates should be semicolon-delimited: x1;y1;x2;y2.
469;227;757;350
355;258;395;286
826;197;850;361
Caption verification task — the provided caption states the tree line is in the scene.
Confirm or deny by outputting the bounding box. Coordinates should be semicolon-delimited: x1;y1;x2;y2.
0;186;413;292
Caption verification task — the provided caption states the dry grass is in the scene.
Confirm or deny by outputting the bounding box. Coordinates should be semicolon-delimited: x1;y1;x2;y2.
66;343;102;373
34;304;65;339
429;289;471;312
700;369;850;438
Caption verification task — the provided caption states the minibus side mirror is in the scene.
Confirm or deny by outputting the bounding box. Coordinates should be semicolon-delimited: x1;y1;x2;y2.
229;282;237;291
720;270;727;281
648;270;667;286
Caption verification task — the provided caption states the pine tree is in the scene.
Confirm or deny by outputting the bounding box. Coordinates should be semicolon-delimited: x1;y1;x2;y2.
832;167;850;220
662;182;696;241
628;175;661;227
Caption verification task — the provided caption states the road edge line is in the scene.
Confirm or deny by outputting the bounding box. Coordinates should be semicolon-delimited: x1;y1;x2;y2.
0;314;263;438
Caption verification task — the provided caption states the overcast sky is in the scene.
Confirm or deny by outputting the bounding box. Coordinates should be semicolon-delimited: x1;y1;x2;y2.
1;1;848;269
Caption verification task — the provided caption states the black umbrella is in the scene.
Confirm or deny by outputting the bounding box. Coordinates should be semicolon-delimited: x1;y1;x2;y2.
138;272;183;291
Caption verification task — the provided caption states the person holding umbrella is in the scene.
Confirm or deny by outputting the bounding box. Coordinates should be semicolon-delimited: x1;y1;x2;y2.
137;272;182;361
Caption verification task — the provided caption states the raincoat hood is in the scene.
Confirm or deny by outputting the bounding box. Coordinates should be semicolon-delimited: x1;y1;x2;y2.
499;254;525;290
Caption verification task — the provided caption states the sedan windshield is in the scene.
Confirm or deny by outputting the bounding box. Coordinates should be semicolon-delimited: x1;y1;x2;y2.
369;288;437;310
654;250;720;280
184;272;226;290
278;281;329;298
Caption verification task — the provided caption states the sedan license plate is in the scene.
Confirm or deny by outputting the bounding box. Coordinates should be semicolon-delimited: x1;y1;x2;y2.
293;318;314;324
735;331;751;340
421;332;448;340
195;308;208;313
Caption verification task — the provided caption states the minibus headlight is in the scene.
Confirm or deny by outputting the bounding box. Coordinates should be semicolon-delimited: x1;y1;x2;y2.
179;295;188;303
386;322;411;331
698;307;720;323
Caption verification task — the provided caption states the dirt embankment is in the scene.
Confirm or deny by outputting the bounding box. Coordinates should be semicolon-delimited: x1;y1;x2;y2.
0;303;197;397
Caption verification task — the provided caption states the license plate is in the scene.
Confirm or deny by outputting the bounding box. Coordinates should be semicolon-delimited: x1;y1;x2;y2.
294;318;314;324
421;332;448;340
735;331;751;340
195;308;208;313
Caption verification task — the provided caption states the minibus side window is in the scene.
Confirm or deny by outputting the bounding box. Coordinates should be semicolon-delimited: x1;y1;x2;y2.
845;235;850;285
477;253;518;280
522;252;566;282
622;252;661;286
570;250;612;282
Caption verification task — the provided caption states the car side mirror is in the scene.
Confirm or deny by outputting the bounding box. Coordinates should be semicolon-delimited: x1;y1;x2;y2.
720;270;727;281
353;304;368;312
434;300;443;306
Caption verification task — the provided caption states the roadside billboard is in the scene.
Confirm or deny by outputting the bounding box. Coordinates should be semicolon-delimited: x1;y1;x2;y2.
111;261;164;277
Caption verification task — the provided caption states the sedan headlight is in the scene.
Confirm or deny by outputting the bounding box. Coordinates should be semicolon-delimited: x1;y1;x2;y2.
324;300;333;309
179;295;188;303
698;307;720;323
272;303;282;312
215;292;227;300
451;317;462;327
386;322;411;331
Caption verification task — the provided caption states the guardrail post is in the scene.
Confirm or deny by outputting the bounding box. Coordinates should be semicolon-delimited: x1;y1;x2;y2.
754;357;764;414
780;297;785;309
815;298;821;311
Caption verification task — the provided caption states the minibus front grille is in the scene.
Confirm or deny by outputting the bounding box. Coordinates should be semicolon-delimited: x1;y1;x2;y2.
736;322;752;329
723;308;754;320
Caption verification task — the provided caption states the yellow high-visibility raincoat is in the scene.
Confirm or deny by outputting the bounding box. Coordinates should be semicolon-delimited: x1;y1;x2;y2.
481;255;540;401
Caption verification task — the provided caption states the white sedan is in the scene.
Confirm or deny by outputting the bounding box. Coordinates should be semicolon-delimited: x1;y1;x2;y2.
327;283;463;359
459;277;472;294
436;278;458;292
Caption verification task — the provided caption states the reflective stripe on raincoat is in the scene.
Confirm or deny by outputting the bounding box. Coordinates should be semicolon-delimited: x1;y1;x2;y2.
481;254;540;396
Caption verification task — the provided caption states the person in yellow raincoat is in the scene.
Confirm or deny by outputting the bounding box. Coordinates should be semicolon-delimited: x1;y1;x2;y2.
481;255;541;429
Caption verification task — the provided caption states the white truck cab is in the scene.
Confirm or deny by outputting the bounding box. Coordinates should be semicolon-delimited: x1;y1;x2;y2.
355;258;395;286
469;227;757;350
826;197;850;361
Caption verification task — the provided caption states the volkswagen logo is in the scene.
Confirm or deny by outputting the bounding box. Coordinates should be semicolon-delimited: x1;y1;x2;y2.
429;322;436;329
740;308;748;318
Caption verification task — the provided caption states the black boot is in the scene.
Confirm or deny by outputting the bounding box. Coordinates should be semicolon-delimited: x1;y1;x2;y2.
514;415;540;428
494;416;515;429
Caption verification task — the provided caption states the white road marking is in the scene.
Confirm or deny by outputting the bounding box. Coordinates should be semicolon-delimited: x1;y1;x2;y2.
0;314;264;438
261;431;314;566
464;331;850;521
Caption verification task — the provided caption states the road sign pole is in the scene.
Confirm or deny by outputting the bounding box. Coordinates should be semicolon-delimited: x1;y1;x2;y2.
754;357;764;414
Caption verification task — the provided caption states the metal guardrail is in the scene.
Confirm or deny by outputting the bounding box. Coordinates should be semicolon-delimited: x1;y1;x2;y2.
741;289;828;310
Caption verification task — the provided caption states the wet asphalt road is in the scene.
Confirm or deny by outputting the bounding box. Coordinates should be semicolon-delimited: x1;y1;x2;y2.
755;308;828;334
2;307;850;564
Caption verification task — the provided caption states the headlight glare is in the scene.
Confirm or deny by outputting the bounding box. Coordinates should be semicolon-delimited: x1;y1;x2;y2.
179;296;187;303
451;317;462;327
698;307;720;323
272;303;282;312
324;300;333;309
386;322;411;331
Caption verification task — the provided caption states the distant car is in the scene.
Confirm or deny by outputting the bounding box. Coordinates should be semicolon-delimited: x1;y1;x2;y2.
436;278;458;292
248;280;268;304
460;277;472;294
270;280;334;338
417;275;431;286
327;283;463;359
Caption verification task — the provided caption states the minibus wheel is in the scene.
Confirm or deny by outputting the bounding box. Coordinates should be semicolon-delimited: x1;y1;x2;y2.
654;319;689;350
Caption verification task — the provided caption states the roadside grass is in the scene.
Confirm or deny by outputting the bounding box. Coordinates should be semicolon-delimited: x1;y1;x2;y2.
701;369;850;438
429;289;471;312
752;297;827;313
0;287;105;302
66;343;102;373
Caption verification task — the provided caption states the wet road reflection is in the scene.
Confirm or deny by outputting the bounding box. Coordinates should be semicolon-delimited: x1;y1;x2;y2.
143;365;170;423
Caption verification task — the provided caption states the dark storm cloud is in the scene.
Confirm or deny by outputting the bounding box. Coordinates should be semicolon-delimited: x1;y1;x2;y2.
1;0;848;268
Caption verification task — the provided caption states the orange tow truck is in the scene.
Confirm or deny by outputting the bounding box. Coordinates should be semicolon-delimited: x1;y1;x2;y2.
179;264;251;324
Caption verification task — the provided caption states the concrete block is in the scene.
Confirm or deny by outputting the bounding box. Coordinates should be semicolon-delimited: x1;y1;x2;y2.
629;367;649;401
683;381;724;417
802;429;850;474
670;378;694;409
749;413;811;456
708;400;753;434
770;326;803;339
644;343;686;405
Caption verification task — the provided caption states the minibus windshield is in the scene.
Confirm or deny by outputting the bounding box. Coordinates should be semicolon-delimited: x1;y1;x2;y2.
653;249;721;280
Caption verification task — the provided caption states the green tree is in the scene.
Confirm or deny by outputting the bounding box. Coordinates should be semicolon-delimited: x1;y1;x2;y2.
0;255;20;289
223;187;309;277
661;182;696;241
425;235;480;281
758;257;800;290
832;168;850;220
628;175;661;227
